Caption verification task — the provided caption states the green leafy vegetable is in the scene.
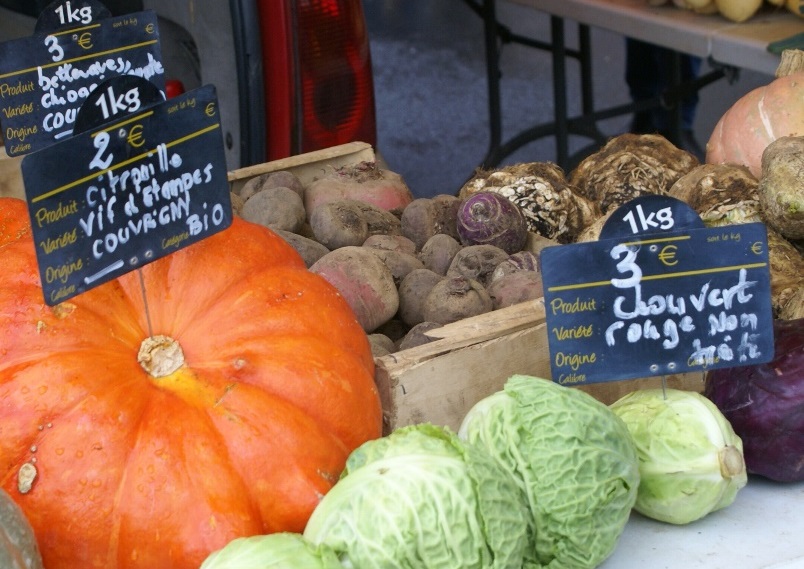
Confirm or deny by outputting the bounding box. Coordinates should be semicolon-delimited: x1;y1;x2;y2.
303;423;529;569
458;375;639;569
610;388;747;525
200;533;342;569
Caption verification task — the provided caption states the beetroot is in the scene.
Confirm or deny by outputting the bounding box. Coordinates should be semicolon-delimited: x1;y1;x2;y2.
310;246;399;333
704;318;804;482
304;161;414;217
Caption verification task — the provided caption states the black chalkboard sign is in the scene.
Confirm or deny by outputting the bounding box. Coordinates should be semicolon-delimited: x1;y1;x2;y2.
21;83;232;306
540;219;774;385
0;6;164;156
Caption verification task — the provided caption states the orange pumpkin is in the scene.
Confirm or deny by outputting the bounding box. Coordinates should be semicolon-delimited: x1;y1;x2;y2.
705;51;804;177
0;197;382;569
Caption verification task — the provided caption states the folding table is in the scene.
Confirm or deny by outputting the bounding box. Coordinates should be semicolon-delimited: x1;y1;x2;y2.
462;0;803;169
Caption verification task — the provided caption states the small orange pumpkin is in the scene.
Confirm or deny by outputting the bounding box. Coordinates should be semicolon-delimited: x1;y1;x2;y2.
0;197;382;569
705;50;804;178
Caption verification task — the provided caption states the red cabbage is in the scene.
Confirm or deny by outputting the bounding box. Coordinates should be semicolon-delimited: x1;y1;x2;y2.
703;318;804;482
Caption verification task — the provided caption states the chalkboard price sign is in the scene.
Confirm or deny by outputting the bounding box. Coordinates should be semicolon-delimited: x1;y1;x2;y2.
540;220;774;385
0;5;164;156
21;83;232;306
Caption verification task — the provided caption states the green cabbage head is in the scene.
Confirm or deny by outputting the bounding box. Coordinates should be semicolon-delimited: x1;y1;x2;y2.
458;375;640;569
200;533;342;569
303;423;530;569
610;388;747;525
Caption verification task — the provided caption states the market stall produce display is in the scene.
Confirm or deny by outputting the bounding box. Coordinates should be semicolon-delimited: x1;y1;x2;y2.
235;160;553;345
1;44;802;569
215;110;803;565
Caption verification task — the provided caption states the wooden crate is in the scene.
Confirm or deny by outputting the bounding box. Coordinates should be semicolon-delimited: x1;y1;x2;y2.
226;142;705;435
227;140;376;194
374;298;705;435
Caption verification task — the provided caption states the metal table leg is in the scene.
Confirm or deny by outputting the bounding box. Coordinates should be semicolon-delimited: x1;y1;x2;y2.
551;15;569;167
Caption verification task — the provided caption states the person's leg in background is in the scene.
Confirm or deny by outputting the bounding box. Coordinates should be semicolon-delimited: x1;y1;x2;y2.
625;38;705;160
625;39;662;134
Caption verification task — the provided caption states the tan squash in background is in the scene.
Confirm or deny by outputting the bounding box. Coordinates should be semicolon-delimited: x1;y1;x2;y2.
706;50;804;178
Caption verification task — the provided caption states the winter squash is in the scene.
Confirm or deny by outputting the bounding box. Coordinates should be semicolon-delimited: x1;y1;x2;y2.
0;197;382;569
706;49;804;178
0;197;382;568
0;488;43;569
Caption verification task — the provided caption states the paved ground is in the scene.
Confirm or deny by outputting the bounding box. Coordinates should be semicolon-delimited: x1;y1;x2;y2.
363;0;771;198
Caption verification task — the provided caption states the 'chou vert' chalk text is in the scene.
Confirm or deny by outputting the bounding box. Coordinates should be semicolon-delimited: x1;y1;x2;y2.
605;242;761;368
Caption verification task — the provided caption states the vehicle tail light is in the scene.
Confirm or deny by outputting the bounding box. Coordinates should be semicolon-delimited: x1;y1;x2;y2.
164;79;185;99
259;0;377;160
296;0;377;153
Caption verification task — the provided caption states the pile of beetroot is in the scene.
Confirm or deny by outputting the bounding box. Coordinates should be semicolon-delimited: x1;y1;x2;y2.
231;160;548;355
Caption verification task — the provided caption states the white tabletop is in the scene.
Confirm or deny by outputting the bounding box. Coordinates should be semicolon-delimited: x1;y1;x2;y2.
504;0;803;76
600;476;804;568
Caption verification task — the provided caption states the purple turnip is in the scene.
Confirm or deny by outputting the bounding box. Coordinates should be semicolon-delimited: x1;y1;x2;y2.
457;192;528;254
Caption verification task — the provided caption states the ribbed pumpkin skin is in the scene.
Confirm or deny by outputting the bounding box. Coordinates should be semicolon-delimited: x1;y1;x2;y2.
705;71;804;178
0;197;382;569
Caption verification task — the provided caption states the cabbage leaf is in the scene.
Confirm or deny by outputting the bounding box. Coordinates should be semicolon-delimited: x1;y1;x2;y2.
459;375;640;569
200;533;342;569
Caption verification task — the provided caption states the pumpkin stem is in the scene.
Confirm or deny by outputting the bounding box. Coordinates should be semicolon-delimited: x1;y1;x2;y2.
776;49;804;78
138;335;185;378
